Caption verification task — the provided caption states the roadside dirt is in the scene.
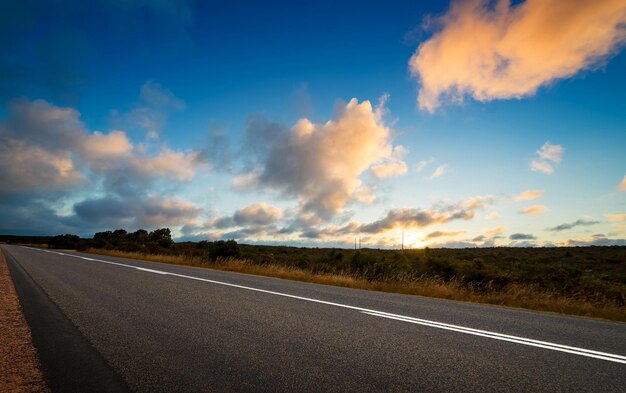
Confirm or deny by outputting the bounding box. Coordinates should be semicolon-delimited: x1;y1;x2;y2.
0;247;49;393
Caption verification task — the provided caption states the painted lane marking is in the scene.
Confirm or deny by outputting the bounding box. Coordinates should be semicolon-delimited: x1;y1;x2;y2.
362;312;626;363
25;247;626;364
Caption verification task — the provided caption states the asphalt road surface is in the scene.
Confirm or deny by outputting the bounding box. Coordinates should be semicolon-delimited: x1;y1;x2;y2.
3;244;626;392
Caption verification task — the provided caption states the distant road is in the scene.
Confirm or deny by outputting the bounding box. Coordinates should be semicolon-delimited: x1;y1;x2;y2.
3;244;626;392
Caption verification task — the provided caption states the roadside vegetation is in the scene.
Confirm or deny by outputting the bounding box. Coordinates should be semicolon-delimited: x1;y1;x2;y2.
2;230;625;322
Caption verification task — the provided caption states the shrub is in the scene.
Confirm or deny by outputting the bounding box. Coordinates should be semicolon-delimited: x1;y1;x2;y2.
208;240;240;260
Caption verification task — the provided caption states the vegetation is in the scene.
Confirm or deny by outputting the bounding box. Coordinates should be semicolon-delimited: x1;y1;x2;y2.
2;230;625;321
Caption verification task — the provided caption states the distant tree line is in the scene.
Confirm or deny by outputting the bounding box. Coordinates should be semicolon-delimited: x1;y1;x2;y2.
40;228;242;261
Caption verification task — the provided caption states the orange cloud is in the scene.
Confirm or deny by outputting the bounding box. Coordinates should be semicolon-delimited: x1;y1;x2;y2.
512;189;543;202
484;211;500;220
484;225;505;237
410;0;626;111
519;205;548;216
233;203;282;226
606;213;626;221
617;175;626;191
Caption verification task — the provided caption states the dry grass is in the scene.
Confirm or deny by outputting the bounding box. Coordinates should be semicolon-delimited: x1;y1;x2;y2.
0;248;49;393
84;248;626;322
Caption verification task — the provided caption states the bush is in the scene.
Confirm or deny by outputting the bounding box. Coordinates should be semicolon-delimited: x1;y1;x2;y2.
208;240;240;260
49;234;81;249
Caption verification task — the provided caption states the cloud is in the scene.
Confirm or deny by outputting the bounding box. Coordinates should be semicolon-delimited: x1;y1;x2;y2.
484;211;500;220
0;96;206;235
460;195;494;209
425;230;465;239
238;97;404;220
548;219;600;232
233;203;283;226
530;142;564;174
606;214;626;221
618;175;626;191
560;236;626;247
484;225;505;237
415;157;435;172
512;190;543;202
71;196;201;229
370;147;408;178
509;233;535;240
410;0;626;111
355;205;476;234
0;137;83;195
112;81;185;135
428;164;449;179
518;205;547;216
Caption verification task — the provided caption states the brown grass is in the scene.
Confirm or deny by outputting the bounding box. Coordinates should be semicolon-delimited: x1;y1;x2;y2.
0;248;49;393
83;248;626;322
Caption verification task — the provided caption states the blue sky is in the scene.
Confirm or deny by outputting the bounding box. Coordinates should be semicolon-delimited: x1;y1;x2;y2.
1;0;625;247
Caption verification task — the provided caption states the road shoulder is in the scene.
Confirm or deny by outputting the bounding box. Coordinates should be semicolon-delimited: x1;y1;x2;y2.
2;245;131;393
0;246;48;393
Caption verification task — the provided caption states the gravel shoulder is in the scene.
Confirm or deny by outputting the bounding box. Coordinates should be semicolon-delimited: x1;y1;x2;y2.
0;247;48;393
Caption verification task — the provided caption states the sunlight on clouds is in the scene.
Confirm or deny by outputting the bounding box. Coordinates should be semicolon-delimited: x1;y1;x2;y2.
131;147;204;181
233;203;282;226
83;130;133;158
512;189;543;202
238;97;404;220
606;213;626;221
618;175;626;190
410;0;626;111
519;205;547;216
485;211;500;220
0;138;83;193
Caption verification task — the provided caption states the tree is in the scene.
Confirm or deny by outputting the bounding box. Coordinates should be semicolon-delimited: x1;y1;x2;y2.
149;228;173;248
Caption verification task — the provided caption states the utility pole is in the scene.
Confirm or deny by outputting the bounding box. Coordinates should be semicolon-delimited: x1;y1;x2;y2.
354;237;357;250
401;228;404;253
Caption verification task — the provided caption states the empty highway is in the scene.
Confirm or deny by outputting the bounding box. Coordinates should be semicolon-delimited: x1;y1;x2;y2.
3;244;626;392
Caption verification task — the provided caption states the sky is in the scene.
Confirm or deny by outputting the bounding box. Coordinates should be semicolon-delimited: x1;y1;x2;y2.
1;0;625;248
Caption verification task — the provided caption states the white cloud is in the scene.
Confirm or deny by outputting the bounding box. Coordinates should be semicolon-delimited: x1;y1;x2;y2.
428;164;448;179
410;0;626;111
415;157;435;172
530;142;564;174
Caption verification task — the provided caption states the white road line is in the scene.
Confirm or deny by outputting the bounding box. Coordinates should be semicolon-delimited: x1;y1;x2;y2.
25;247;626;364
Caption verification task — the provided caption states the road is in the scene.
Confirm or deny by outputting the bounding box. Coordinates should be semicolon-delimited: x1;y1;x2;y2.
3;244;626;392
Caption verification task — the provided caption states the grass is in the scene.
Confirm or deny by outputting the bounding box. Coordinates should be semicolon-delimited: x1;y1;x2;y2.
83;248;626;322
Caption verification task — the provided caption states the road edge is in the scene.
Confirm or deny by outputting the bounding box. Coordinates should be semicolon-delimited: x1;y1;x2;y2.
2;245;132;393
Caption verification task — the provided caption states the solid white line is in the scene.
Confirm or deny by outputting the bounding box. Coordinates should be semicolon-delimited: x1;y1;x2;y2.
362;312;626;364
25;247;626;364
361;310;626;361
